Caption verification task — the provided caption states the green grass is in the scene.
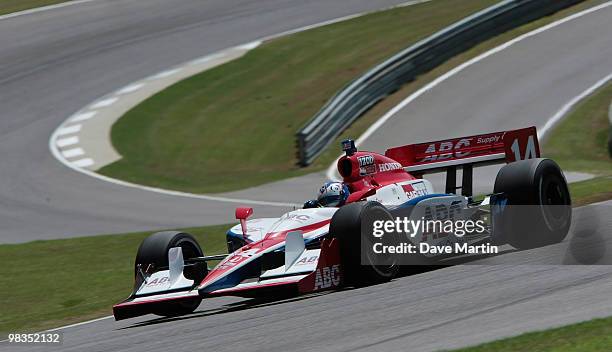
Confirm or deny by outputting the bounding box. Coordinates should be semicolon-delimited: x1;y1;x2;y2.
543;81;612;206
0;225;229;334
568;176;612;206
544;83;612;174
0;0;69;15
451;316;612;352
100;0;498;193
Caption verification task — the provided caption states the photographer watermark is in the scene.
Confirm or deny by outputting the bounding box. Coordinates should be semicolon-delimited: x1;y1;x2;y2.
360;202;581;266
372;217;486;238
4;332;63;345
370;217;497;257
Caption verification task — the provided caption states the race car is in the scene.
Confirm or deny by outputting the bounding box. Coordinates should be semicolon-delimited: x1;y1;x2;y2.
113;126;572;320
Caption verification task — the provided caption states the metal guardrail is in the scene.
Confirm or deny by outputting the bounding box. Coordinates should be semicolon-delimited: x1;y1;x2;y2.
296;0;585;166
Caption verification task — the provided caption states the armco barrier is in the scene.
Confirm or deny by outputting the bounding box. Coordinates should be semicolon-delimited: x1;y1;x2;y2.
296;0;585;166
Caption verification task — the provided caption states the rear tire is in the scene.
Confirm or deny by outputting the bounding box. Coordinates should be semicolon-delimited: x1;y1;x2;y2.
329;201;399;287
494;158;571;249
135;231;206;317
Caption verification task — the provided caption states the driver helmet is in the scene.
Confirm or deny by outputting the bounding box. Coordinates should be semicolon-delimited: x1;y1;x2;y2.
317;181;350;207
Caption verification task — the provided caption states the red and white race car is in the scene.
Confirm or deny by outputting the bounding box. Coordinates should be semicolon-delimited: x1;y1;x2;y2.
113;126;571;320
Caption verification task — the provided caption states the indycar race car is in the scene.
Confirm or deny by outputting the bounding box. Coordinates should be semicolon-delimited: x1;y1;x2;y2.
113;126;572;320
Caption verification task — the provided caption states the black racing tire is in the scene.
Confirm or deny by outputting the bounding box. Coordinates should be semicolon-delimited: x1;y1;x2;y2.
135;231;206;317
135;231;204;273
494;158;571;249
329;201;400;287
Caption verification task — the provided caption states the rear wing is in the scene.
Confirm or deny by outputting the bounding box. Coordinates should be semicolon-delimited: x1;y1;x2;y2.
385;127;540;196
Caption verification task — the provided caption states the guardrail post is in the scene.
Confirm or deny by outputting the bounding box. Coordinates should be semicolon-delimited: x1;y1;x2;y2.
296;133;307;166
608;101;612;158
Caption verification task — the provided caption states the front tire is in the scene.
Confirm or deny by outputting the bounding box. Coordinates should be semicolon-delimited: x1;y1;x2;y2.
135;231;206;317
329;201;400;287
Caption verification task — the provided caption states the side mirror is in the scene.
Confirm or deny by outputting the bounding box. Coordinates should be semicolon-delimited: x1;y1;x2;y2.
235;207;254;242
235;207;253;220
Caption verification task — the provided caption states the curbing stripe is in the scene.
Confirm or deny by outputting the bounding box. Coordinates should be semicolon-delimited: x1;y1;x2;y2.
90;97;118;109
56;136;79;148
70;111;97;122
56;124;81;136
62;147;85;158
149;68;182;80
72;158;94;167
116;83;144;95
